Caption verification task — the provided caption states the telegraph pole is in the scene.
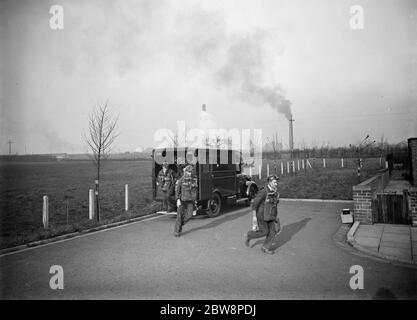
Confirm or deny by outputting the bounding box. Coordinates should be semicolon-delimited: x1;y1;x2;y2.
7;139;13;155
289;116;295;159
351;135;375;183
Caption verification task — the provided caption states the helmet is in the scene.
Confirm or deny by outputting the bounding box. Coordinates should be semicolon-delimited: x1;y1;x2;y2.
267;175;279;182
184;165;193;173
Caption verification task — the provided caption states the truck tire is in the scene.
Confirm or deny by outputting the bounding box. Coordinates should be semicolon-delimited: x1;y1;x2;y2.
207;192;222;217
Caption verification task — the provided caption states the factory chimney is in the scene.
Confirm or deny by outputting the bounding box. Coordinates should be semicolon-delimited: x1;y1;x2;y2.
289;116;294;158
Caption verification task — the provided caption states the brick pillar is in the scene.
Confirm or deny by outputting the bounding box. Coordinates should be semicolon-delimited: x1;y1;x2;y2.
409;187;417;227
408;138;417;185
353;185;373;224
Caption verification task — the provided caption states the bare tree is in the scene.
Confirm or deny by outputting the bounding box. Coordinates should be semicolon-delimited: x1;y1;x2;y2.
300;138;308;159
349;134;376;183
215;136;226;148
227;136;233;149
378;134;387;159
167;130;179;148
267;132;280;173
84;102;119;222
203;135;227;149
166;127;190;148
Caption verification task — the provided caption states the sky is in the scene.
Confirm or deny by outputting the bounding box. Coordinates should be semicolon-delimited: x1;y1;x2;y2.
1;0;416;154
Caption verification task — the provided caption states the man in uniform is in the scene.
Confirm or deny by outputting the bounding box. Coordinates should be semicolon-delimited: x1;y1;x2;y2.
157;161;176;212
174;164;198;237
244;175;280;254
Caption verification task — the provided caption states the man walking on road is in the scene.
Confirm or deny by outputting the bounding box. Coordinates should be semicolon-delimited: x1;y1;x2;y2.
157;161;176;212
174;164;198;237
245;175;281;254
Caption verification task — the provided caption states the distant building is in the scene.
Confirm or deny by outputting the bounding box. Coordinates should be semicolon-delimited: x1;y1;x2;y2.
55;153;68;161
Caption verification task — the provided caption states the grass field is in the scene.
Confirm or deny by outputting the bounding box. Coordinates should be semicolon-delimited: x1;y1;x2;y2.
0;157;383;249
0;160;159;249
249;157;382;200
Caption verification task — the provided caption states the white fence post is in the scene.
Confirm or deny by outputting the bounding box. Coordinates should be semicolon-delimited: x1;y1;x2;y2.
323;158;326;168
125;184;129;211
281;162;284;175
302;159;305;170
258;164;262;179
267;163;269;177
297;160;300;171
292;161;295;173
43;195;49;229
385;161;388;169
287;162;290;174
89;189;94;220
307;159;312;169
341;158;344;168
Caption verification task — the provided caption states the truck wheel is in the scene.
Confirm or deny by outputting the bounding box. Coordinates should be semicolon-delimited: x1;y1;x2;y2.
207;193;222;217
246;185;257;206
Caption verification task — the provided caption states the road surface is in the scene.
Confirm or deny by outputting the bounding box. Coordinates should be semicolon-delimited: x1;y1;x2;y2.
1;200;416;299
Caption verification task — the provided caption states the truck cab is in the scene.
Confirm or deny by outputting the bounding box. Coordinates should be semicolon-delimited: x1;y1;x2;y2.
152;147;258;216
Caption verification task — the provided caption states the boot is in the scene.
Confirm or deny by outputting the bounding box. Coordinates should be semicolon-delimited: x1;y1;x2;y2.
261;246;274;254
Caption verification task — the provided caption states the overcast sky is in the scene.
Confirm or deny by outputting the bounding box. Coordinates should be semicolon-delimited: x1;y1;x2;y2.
1;0;416;154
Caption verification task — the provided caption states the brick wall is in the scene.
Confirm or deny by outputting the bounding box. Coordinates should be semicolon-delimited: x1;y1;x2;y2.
352;186;373;224
409;187;417;227
409;138;417;185
352;169;389;224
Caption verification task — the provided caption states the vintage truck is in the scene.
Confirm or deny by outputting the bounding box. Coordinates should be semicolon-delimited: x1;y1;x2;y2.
152;147;259;217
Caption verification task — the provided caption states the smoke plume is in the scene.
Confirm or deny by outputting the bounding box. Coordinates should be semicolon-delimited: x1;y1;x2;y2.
245;83;292;120
217;30;292;119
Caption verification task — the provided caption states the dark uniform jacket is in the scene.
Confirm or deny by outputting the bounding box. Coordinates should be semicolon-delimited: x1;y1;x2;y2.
157;168;175;192
251;185;279;222
175;175;198;202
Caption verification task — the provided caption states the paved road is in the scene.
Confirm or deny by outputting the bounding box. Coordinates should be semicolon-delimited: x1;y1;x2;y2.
1;201;416;299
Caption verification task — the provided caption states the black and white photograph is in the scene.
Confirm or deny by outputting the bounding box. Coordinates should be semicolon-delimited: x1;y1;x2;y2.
1;0;417;303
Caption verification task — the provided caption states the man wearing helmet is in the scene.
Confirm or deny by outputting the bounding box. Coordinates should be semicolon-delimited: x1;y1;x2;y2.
157;161;176;212
174;164;198;237
244;175;281;254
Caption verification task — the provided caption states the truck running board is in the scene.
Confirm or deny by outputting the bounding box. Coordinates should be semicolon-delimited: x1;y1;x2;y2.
157;210;197;216
156;211;176;215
